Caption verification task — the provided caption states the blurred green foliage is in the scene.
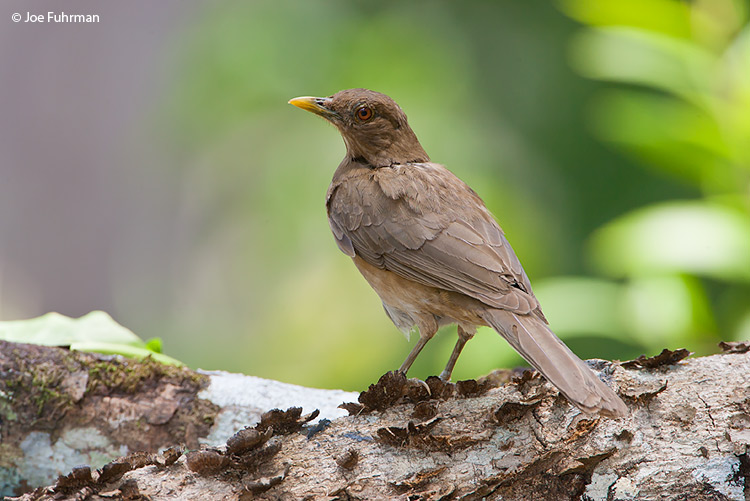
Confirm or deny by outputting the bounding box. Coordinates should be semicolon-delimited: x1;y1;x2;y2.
136;0;749;390
540;0;750;357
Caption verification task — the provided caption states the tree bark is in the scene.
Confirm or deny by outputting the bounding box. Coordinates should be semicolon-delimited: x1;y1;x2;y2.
2;340;749;500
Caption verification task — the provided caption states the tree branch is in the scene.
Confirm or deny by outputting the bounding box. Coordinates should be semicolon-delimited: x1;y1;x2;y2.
2;341;749;500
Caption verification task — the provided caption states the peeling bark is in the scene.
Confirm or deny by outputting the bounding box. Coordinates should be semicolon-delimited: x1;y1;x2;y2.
2;341;750;500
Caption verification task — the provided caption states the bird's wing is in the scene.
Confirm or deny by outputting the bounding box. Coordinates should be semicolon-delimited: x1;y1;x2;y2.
326;162;543;316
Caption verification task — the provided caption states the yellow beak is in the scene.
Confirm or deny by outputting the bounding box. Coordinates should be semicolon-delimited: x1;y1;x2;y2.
288;96;337;120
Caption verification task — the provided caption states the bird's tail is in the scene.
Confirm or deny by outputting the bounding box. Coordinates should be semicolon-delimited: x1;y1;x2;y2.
483;309;628;418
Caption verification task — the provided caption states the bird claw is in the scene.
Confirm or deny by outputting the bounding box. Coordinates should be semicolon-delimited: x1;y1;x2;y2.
405;377;432;397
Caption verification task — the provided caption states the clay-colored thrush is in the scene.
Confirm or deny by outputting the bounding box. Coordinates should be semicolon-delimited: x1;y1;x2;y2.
289;89;627;418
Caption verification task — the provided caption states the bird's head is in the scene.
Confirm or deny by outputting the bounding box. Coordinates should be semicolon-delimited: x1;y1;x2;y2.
289;88;429;168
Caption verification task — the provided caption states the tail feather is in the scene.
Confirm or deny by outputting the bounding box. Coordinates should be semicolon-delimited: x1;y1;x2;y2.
484;309;628;418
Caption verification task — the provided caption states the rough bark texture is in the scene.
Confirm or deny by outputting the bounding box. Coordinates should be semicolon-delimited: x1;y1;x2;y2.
2;340;750;500
0;341;218;495
0;341;354;497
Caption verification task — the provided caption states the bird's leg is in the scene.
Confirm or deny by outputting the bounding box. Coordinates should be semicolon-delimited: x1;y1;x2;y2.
439;326;474;380
398;320;437;374
398;336;430;374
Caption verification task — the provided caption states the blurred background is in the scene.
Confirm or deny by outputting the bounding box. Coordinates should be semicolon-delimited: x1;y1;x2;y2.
1;0;748;391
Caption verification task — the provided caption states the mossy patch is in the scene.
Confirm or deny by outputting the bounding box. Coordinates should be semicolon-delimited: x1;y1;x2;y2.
2;349;77;429
0;340;219;495
85;355;205;396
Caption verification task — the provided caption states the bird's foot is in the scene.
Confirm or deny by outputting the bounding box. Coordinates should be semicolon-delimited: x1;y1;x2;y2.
405;377;431;397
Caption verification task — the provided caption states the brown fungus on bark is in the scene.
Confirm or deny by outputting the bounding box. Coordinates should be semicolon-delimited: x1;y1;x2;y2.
240;463;290;495
53;465;94;494
334;448;360;470
185;449;228;475
390;466;447;493
719;341;750;354
375;417;483;451
232;439;283;471
492;400;539;425
226;426;273;456
97;458;134;485
357;370;409;411
257;407;319;435
160;446;183;466
621;348;691;369
425;376;456;400
118;478;144;500
412;400;438;421
338;401;365;416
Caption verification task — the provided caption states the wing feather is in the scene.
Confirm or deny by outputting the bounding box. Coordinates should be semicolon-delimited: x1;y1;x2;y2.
327;162;540;316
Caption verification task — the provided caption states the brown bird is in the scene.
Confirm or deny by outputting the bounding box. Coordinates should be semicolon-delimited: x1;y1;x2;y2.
289;89;627;418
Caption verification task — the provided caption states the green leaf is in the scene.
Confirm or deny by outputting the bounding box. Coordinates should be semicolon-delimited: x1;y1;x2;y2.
144;337;163;353
569;27;717;102
559;0;694;39
719;25;750;167
70;342;182;366
0;311;140;346
587;90;730;184
622;274;715;347
0;311;183;366
590;201;750;281
533;274;714;351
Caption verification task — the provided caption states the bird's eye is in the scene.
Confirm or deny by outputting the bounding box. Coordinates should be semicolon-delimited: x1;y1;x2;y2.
355;105;373;121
